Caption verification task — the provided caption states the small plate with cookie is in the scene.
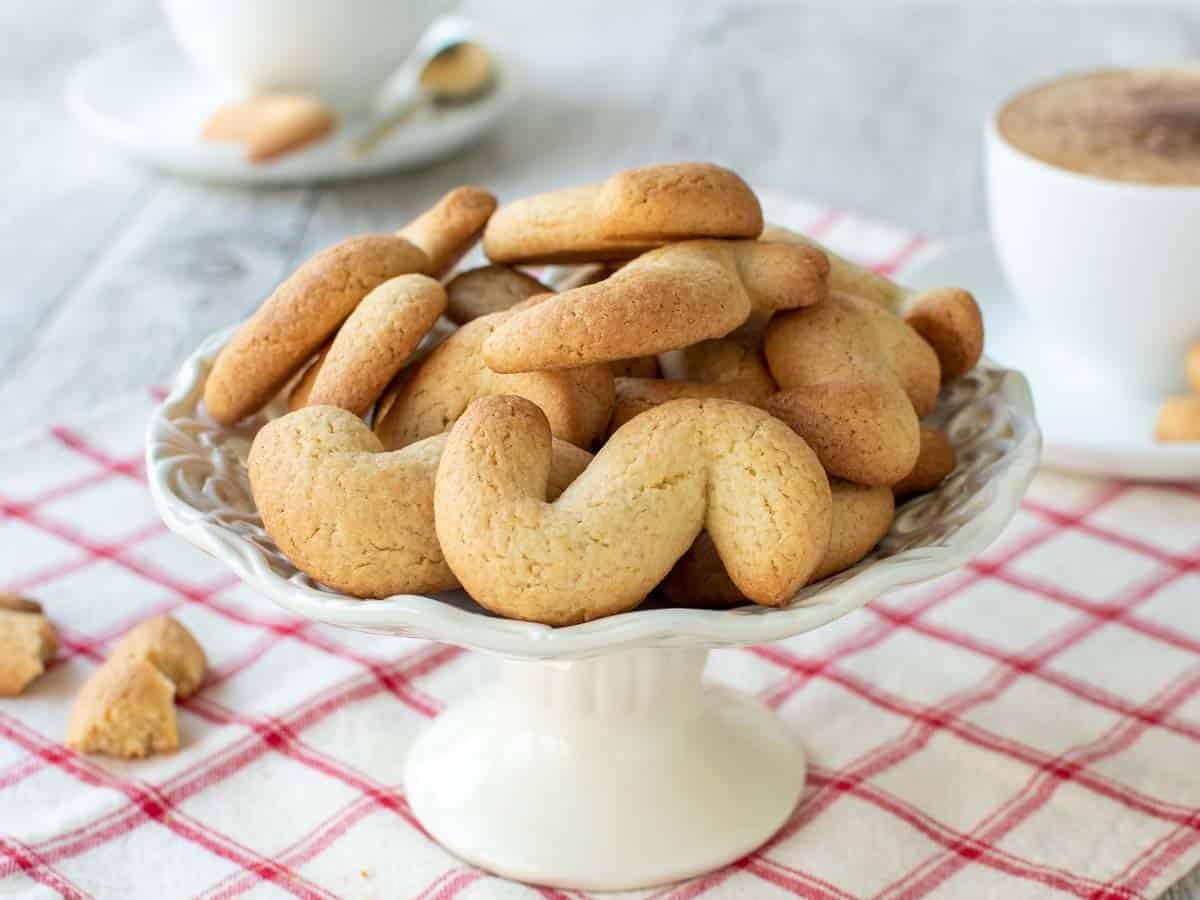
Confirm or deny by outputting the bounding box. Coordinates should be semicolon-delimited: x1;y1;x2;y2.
147;164;1039;891
68;30;522;184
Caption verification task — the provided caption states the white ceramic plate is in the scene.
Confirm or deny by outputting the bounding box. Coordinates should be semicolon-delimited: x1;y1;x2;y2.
67;31;522;184
903;234;1200;482
146;324;1040;660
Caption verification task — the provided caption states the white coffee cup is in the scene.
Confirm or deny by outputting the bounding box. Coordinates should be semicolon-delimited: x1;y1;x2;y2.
162;0;455;114
985;104;1200;401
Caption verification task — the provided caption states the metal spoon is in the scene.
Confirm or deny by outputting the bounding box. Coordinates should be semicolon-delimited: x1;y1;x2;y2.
346;17;496;158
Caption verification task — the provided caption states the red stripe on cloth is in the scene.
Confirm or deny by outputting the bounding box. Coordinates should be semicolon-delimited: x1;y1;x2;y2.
0;755;45;790
738;855;858;900
758;644;1200;832
5;642;456;890
0;715;337;900
0;835;91;900
1111;821;1200;898
870;235;928;277
877;665;1200;900
49;426;143;478
803;209;844;239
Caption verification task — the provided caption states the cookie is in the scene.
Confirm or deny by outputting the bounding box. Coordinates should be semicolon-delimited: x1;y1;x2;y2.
1189;341;1200;393
658;337;776;397
374;306;614;449
763;224;984;381
611;357;659;379
397;186;498;278
483;163;763;264
249;406;592;598
287;344;330;412
607;377;766;432
434;395;832;625
0;608;56;696
764;292;940;485
203;92;336;163
444;265;550;324
661;480;894;608
204;234;428;425
1156;395;1200;442
66;616;206;758
300;274;447;417
482;239;829;373
894;425;956;498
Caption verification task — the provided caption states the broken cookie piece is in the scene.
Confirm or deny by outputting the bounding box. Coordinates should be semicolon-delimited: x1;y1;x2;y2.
0;600;57;696
66;616;207;758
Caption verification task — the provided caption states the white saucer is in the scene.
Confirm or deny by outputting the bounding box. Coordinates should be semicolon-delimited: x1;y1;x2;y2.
67;31;522;184
903;235;1200;481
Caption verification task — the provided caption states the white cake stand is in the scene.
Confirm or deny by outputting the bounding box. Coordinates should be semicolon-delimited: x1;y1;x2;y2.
146;325;1040;891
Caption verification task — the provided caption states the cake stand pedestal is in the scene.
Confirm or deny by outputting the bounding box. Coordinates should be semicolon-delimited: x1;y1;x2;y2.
405;646;804;891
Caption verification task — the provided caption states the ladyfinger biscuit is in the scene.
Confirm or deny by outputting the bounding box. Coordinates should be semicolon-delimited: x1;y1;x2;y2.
444;265;550;324
398;187;498;278
203;93;336;163
249;406;592;598
204;234;428;425
482;239;828;373
483;163;762;265
303;274;447;417
434;396;832;625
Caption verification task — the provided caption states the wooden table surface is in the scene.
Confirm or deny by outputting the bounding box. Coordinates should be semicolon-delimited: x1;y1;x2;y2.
4;2;1199;895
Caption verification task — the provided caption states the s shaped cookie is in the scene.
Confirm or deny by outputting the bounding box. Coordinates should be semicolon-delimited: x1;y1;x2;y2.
374;303;614;450
661;480;895;609
249;406;591;598
483;163;763;264
434;395;832;625
482;239;829;373
762;224;984;381
765;292;941;486
204;234;428;425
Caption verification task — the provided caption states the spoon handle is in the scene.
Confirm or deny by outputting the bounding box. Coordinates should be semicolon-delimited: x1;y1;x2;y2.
344;92;430;159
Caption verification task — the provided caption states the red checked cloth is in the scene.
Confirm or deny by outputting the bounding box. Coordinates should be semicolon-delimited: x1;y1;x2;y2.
3;199;1200;900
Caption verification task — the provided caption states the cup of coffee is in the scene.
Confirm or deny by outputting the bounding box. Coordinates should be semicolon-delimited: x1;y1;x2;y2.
162;0;455;114
985;67;1200;400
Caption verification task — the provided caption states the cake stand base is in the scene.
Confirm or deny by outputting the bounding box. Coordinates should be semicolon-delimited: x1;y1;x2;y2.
405;647;805;891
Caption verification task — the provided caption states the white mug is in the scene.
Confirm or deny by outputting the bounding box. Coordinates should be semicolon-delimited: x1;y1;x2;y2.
985;109;1200;401
162;0;455;114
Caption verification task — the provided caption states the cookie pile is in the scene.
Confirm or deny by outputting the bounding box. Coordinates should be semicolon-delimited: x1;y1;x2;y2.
205;163;984;626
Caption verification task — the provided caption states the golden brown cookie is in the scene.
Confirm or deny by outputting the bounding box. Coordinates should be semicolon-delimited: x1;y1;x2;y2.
203;93;336;163
398;186;498;278
0;593;42;614
204;234;428;425
66;616;206;758
661;480;894;608
0;609;56;696
764;292;940;486
434;396;832;625
374;306;613;450
658;337;776;396
483;163;763;265
894;425;957;499
301;274;447;417
482;239;829;373
1187;342;1200;393
287;345;330;412
249;406;592;598
608;377;766;432
444;265;550;324
1156;395;1200;442
762;224;984;382
109;617;207;700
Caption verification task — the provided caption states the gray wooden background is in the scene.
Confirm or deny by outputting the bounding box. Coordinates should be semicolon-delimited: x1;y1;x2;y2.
4;1;1199;896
